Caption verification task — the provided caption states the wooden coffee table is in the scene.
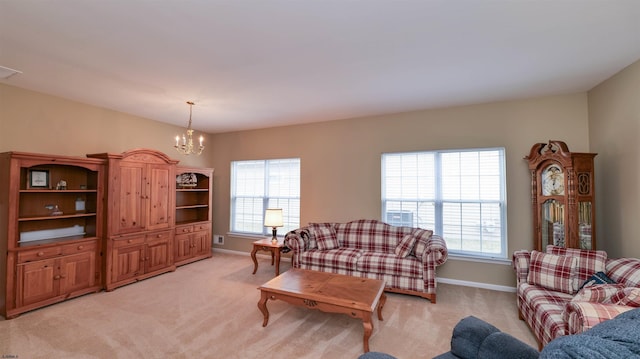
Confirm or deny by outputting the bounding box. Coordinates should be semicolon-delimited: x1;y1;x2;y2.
257;269;386;353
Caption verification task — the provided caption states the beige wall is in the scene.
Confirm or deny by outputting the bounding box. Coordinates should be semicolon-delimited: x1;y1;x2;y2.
588;59;640;258
0;84;213;167
211;94;591;288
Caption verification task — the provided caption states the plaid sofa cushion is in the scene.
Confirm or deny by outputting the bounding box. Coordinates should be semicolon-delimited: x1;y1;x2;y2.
299;248;362;271
307;222;336;249
309;223;340;250
528;250;578;294
547;245;607;291
336;219;410;253
395;234;417;258
606;257;640;287
356;252;422;278
409;228;433;255
517;283;573;345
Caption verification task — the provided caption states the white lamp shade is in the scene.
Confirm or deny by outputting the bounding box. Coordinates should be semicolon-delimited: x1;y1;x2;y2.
264;208;284;227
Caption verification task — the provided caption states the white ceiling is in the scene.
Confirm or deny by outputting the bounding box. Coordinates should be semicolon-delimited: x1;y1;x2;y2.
1;1;640;134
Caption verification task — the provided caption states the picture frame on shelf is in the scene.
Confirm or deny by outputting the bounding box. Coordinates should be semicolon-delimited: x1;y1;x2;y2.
29;169;50;189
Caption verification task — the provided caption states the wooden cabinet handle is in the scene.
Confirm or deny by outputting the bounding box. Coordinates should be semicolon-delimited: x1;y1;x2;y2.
77;245;84;250
128;239;133;243
38;251;44;257
54;275;61;280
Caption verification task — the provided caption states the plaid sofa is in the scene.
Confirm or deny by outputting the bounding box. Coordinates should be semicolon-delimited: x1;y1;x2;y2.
284;219;448;303
513;245;640;348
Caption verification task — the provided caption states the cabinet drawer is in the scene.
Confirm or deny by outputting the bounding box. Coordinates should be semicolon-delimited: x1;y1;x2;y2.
62;241;97;255
17;246;63;263
176;225;193;234
112;235;145;248
147;230;173;241
194;223;210;232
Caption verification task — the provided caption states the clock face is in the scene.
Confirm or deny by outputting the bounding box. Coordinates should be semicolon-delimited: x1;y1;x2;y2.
542;164;564;196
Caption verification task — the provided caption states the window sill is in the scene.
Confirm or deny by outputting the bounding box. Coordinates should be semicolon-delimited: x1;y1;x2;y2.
227;232;280;240
447;253;512;265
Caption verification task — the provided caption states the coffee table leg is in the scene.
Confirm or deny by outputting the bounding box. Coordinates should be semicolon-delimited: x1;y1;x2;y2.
377;292;387;320
362;313;373;353
258;290;270;327
251;245;259;274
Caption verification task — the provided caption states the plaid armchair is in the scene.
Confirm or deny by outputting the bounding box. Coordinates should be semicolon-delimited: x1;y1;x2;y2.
513;245;640;348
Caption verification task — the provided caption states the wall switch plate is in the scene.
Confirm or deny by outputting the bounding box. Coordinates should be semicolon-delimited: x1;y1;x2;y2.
214;234;224;245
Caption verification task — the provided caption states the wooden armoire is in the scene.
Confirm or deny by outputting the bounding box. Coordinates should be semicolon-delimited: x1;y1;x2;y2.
88;149;179;290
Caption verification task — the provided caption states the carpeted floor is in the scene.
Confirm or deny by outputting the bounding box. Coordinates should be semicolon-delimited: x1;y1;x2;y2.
0;251;537;358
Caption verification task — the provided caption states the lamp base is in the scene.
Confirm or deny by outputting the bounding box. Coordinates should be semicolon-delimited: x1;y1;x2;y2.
271;227;278;243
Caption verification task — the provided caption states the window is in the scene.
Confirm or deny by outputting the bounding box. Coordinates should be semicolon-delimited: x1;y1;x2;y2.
231;158;300;236
382;148;506;258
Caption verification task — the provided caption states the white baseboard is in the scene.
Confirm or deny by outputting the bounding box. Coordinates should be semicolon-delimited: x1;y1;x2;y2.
212;248;516;293
437;277;515;293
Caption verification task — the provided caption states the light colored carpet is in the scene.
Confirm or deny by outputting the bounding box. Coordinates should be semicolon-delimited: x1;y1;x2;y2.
0;251;537;358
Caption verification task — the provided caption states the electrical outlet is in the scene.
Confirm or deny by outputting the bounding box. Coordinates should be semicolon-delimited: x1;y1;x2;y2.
214;234;224;245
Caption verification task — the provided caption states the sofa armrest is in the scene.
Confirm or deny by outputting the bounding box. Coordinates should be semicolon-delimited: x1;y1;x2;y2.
448;316;500;359
512;250;531;285
437;316;538;359
284;227;310;268
564;301;635;335
417;234;448;265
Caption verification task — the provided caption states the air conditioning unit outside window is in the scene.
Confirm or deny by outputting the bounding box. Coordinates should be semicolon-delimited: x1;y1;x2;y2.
386;211;413;227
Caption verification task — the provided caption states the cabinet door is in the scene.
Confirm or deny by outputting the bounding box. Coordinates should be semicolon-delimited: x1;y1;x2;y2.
115;162;146;234
146;234;173;273
192;229;211;257
17;258;59;307
174;232;192;263
147;164;172;230
112;244;144;283
146;240;171;273
59;251;96;294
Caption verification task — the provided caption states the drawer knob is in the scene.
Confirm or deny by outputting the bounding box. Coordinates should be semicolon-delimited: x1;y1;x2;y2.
77;245;84;250
38;251;44;257
128;239;133;243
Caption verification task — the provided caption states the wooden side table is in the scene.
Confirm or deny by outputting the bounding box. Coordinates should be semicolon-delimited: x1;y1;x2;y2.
251;237;285;276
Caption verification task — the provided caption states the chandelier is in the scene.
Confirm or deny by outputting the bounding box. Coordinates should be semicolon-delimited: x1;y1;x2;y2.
174;101;205;155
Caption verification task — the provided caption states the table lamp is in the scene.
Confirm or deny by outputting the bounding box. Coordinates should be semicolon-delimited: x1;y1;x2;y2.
264;208;283;243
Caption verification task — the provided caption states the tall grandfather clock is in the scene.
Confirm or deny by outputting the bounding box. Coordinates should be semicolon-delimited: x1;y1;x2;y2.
525;140;597;251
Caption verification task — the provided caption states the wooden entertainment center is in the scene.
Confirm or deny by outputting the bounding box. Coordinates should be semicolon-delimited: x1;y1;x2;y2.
0;149;213;318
